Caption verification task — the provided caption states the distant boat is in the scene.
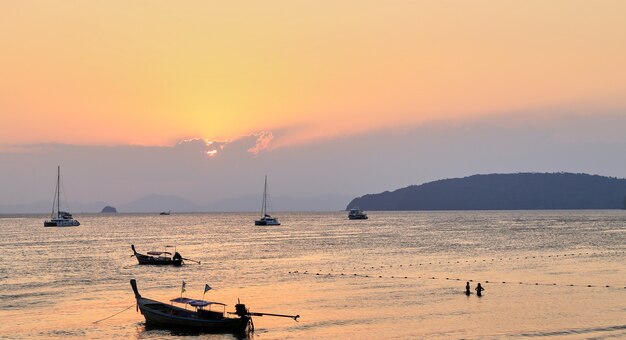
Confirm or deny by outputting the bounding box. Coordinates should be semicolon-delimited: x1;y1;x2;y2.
44;166;80;227
131;244;183;266
129;279;299;335
348;208;368;220
255;176;280;226
160;210;171;215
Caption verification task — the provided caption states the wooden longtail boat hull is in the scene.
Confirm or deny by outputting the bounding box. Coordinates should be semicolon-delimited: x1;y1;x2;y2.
131;245;183;266
130;280;250;334
138;299;249;332
134;254;182;266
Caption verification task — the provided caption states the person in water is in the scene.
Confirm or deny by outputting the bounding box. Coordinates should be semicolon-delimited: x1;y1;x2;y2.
475;283;485;296
465;282;471;295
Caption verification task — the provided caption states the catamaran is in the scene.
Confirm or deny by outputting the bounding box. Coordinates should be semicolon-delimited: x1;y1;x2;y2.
255;175;280;226
44;166;80;227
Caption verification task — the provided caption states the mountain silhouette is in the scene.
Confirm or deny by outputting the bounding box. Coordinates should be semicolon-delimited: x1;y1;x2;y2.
347;173;626;210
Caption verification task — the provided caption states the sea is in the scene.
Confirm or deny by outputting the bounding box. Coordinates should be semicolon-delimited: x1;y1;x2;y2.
0;211;625;339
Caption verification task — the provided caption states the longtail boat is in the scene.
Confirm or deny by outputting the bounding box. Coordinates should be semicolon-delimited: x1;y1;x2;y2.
129;279;299;335
131;245;183;266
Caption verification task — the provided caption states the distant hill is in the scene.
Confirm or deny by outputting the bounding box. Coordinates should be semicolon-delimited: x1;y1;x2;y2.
347;173;626;211
205;194;352;212
0;193;351;214
0;200;111;214
117;194;203;213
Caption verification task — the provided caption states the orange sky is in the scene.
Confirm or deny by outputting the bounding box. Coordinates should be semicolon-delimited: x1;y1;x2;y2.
1;1;625;148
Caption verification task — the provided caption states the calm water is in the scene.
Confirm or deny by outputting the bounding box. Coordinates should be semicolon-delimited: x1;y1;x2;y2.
1;211;625;339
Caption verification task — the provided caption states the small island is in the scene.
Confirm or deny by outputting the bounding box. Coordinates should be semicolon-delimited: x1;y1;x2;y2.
101;206;118;213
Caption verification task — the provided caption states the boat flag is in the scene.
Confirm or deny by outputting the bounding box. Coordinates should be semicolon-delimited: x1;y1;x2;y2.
204;284;212;293
181;280;186;294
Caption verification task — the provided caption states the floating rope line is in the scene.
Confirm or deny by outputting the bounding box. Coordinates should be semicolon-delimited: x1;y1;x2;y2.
93;304;135;324
288;250;625;291
334;250;625;272
288;270;626;291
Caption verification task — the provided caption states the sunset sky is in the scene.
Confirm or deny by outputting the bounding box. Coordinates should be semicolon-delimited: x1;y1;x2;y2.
1;1;625;209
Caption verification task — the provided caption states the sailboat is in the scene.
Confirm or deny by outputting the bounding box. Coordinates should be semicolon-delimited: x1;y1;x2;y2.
255;175;280;226
44;166;80;227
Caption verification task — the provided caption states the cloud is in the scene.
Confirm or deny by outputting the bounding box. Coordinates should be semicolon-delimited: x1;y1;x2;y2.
247;131;274;155
1;111;625;209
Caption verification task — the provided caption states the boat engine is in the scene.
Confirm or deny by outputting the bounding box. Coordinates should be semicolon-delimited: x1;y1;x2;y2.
235;303;249;317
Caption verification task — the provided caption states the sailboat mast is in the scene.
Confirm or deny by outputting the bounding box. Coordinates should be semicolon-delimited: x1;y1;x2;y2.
262;175;267;216
57;166;60;218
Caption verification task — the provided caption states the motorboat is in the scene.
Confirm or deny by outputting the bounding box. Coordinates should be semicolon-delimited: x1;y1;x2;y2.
348;208;368;220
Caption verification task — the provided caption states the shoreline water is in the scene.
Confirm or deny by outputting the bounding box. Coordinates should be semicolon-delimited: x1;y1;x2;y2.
1;211;625;339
